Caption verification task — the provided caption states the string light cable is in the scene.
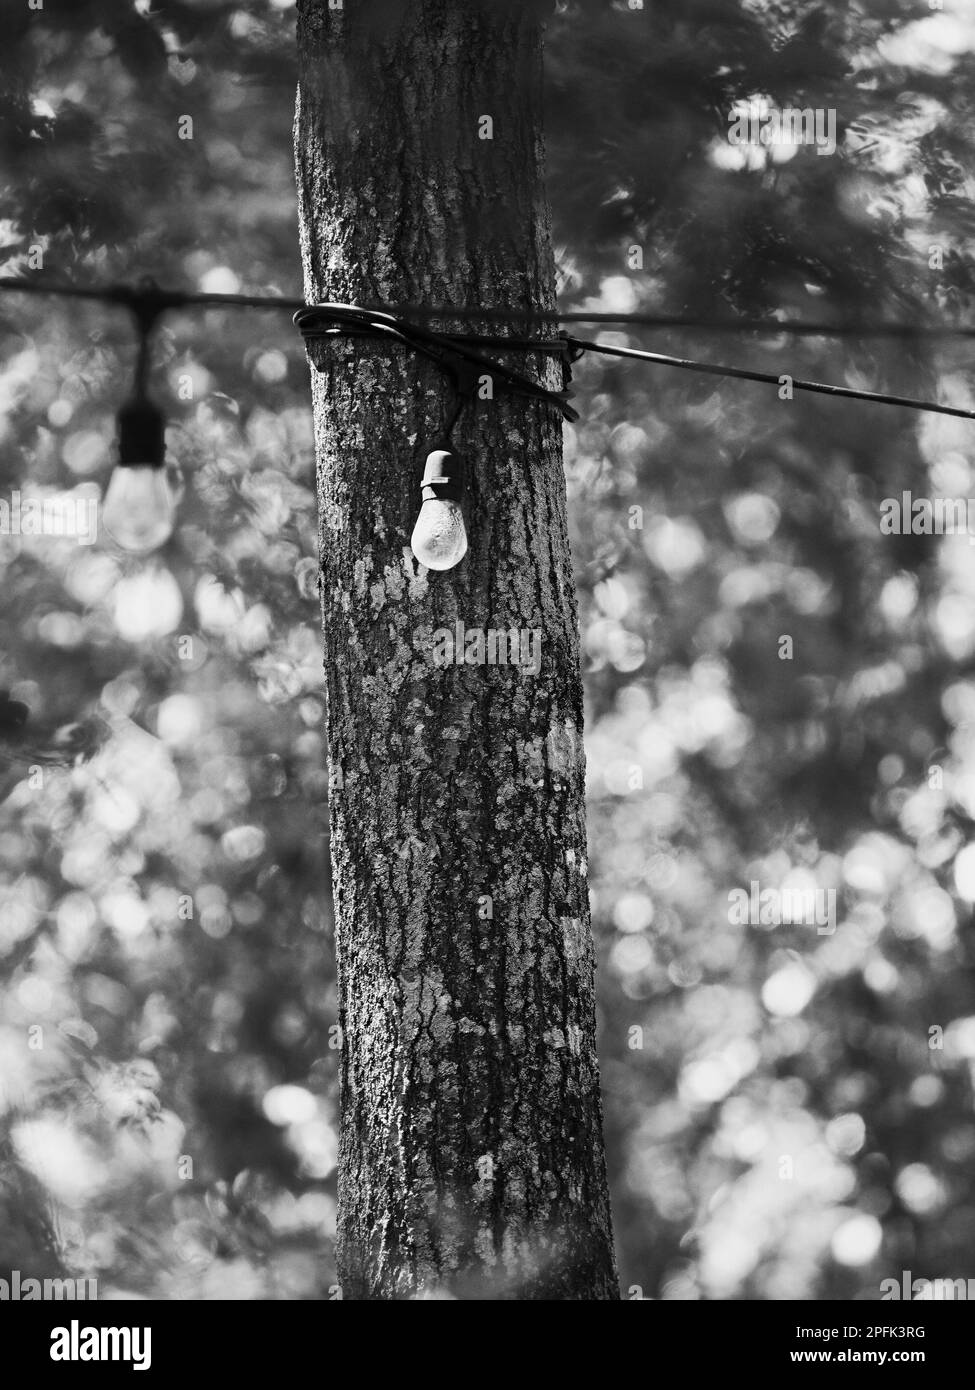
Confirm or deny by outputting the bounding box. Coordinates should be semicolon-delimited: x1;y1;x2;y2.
2;275;975;565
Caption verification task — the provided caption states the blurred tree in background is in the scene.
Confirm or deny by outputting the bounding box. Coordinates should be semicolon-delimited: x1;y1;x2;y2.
2;0;975;1299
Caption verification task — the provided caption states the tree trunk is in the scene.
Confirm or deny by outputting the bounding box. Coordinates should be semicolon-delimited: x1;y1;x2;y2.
294;0;618;1300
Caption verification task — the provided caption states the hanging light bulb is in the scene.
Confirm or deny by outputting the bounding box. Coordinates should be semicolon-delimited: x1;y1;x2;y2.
101;398;176;553
410;447;468;571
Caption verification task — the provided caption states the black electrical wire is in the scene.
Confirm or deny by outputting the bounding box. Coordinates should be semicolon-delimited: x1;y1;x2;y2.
293;302;579;421
0;277;306;313
2;276;975;422
5;277;975;339
390;304;975;340
565;337;975;423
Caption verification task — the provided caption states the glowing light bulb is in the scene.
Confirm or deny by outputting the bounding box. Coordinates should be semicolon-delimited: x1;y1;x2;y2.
101;397;176;553
410;448;468;572
102;465;177;553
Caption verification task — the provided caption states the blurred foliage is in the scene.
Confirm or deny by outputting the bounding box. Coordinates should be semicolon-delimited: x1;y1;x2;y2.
2;0;975;1300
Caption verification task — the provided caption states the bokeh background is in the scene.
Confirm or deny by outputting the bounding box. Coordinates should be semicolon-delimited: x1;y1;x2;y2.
3;0;975;1299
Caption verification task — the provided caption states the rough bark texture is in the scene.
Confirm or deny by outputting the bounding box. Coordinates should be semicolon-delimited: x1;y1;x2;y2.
294;0;618;1300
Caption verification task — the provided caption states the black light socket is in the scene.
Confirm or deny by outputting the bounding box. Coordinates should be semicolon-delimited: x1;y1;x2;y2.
117;398;165;468
420;448;468;505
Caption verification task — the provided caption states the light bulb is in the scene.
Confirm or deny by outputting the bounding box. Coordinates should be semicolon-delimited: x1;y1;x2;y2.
101;396;176;553
411;497;468;571
101;464;177;553
410;448;468;572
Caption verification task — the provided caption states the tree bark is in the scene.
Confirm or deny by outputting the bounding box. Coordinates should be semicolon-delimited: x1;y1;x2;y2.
294;0;618;1300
